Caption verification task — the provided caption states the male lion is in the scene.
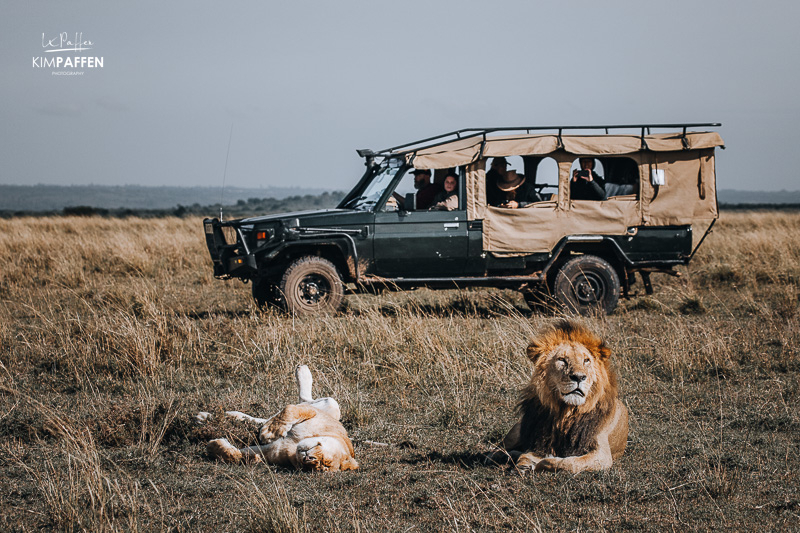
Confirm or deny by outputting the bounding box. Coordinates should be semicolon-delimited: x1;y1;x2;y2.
494;320;628;473
204;365;359;472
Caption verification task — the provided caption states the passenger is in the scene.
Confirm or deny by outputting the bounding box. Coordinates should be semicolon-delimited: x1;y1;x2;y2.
487;158;541;208
571;157;607;201
485;157;509;193
429;171;459;211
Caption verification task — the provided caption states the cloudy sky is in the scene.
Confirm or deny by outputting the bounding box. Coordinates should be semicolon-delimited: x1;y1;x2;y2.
1;0;798;192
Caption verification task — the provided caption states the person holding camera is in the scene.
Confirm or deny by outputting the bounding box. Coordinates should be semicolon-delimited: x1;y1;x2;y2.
571;157;607;201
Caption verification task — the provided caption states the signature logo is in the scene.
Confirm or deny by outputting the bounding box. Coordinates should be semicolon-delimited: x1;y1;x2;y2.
33;32;103;75
42;32;93;53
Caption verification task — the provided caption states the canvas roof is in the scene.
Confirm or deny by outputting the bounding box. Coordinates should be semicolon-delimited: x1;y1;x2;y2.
404;131;724;169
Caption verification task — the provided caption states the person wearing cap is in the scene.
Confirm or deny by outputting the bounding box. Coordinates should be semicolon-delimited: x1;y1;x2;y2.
402;168;443;210
571;157;607;201
486;157;541;208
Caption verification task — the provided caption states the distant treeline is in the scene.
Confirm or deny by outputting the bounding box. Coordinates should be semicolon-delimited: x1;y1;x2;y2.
718;189;800;204
0;184;334;212
0;191;346;219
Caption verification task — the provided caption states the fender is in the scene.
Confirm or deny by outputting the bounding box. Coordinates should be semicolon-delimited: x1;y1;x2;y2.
260;231;361;281
541;236;633;279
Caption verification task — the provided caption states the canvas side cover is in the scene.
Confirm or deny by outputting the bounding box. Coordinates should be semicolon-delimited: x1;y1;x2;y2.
480;151;641;254
474;148;718;255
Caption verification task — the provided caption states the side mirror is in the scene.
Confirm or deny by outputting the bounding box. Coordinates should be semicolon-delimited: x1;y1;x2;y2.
404;192;416;211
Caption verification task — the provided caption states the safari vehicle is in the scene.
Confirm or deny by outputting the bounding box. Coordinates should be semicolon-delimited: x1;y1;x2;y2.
203;124;723;315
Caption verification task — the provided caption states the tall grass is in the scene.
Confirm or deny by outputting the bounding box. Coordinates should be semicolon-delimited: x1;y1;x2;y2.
0;212;798;530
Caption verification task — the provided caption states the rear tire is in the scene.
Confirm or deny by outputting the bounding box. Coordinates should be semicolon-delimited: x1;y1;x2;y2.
553;255;620;315
279;256;344;315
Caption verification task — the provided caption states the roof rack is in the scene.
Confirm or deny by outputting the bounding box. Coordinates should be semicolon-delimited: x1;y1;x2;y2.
367;123;722;158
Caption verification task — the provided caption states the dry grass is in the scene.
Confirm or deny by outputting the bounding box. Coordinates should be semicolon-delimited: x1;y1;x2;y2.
0;212;798;531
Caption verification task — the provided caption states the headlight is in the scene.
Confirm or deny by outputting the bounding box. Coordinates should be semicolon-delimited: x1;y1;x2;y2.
254;227;276;242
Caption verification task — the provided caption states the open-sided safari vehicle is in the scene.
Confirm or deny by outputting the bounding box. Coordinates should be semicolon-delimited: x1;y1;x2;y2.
203;124;723;315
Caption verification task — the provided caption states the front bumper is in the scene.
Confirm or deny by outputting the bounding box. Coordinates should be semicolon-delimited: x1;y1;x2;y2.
203;218;257;279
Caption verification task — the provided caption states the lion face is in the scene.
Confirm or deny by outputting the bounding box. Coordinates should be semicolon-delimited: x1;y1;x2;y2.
296;440;333;471
545;342;598;406
296;437;359;472
526;320;614;414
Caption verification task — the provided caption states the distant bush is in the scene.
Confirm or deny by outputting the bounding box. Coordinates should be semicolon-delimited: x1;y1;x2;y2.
63;206;109;217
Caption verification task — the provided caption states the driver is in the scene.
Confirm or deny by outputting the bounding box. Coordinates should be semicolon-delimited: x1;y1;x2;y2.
394;168;443;210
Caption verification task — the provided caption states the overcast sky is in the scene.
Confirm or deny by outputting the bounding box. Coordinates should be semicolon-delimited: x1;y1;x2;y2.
1;0;798;192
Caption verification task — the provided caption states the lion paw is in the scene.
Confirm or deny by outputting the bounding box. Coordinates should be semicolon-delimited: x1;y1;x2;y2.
516;453;541;471
206;439;243;463
534;458;561;472
260;422;290;444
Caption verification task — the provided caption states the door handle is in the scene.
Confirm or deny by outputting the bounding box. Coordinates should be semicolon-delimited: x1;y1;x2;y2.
443;223;460;229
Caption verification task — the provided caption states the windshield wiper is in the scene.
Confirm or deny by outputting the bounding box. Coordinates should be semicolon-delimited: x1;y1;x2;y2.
353;200;377;211
343;195;367;208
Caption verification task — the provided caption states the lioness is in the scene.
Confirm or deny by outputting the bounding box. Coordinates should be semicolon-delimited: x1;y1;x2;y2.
495;320;628;473
205;365;359;472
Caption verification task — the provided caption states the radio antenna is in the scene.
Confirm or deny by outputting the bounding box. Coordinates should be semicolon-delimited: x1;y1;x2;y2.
219;123;234;221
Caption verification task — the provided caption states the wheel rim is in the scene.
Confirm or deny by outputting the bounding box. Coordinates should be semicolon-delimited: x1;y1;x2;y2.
297;274;330;306
572;270;606;306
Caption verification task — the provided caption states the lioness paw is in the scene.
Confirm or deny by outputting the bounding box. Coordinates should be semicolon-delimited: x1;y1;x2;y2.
207;438;243;463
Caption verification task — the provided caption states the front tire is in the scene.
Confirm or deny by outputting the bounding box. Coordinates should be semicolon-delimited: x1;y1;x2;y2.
279;256;344;315
553;255;620;315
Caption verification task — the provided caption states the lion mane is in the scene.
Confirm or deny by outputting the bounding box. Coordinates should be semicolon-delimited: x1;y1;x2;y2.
498;320;628;473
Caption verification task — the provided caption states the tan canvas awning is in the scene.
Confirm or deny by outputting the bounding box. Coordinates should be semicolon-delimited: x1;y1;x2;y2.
405;131;724;169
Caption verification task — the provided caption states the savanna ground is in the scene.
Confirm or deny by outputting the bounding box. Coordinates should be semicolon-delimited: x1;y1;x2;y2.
0;212;798;532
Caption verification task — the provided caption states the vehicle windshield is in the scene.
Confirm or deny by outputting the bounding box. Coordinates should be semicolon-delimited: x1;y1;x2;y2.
342;162;401;211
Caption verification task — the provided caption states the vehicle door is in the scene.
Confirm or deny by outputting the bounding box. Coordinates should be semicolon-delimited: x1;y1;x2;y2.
373;169;468;278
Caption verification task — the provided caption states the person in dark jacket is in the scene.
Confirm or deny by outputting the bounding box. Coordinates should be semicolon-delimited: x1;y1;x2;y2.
570;158;607;201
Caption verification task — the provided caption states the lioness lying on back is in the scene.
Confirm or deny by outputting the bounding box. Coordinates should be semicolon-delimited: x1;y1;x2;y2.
205;365;358;472
493;320;628;473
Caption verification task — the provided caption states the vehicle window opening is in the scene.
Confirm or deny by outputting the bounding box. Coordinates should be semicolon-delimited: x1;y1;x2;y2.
599;157;639;198
486;155;539;208
384;166;460;212
526;156;559;201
